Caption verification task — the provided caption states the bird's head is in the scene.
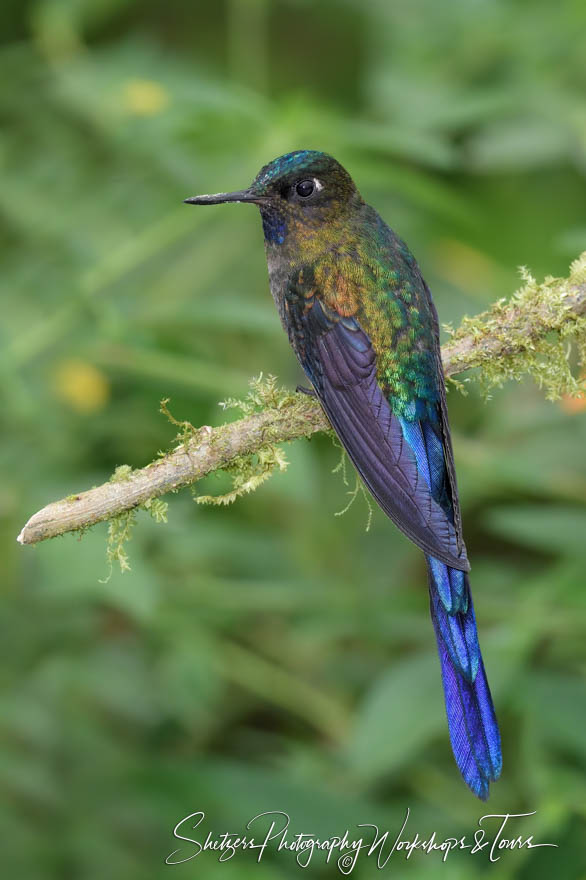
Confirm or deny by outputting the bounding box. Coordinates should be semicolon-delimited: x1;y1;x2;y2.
185;151;362;247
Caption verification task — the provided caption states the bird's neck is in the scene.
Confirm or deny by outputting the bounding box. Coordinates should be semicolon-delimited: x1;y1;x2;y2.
262;205;364;268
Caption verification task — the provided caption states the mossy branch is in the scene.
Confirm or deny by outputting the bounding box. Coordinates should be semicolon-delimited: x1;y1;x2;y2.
17;253;586;551
442;253;586;397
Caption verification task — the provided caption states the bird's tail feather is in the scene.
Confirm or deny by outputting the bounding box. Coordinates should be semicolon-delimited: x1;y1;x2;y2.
427;558;502;799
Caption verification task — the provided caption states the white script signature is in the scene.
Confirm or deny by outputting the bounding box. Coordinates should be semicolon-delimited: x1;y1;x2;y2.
165;808;557;872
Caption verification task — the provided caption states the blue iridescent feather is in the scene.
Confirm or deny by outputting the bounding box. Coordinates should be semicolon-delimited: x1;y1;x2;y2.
292;295;502;797
399;412;501;798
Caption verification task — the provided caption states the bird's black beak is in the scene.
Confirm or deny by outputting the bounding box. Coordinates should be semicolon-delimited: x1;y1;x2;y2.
183;189;265;206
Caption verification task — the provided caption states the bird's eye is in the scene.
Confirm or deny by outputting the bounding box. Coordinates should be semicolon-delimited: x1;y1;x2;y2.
295;179;315;198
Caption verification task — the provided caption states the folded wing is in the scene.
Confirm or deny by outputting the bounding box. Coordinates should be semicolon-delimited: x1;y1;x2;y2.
294;295;469;571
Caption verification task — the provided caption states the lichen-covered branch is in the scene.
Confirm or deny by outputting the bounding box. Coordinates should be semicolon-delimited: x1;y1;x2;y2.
17;385;330;546
442;252;586;396
17;253;586;549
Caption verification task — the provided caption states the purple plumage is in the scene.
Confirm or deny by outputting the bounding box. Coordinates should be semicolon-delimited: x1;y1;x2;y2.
430;575;502;798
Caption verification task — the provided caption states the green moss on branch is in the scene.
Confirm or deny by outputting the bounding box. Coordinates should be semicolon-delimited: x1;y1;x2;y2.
442;252;586;398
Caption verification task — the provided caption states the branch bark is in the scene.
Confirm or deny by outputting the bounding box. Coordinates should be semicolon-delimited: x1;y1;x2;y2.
441;275;586;376
17;257;586;547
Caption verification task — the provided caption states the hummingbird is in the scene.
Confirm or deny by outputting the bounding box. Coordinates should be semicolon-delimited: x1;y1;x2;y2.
185;150;502;799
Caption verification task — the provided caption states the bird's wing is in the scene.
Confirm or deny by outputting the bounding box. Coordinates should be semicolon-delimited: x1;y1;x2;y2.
286;285;469;571
422;279;465;552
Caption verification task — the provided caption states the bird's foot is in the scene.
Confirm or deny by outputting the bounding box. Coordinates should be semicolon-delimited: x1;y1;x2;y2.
296;385;316;398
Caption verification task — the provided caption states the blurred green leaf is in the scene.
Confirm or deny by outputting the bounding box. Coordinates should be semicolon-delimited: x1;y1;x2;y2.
522;672;586;760
484;505;586;554
346;652;443;781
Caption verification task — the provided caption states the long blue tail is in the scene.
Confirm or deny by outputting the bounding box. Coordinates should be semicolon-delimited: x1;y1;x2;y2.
426;556;502;799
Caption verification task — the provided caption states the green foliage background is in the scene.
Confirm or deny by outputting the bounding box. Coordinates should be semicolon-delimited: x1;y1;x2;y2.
2;0;586;877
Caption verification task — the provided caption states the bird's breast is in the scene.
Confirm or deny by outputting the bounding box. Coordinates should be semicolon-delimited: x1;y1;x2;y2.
265;245;293;332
